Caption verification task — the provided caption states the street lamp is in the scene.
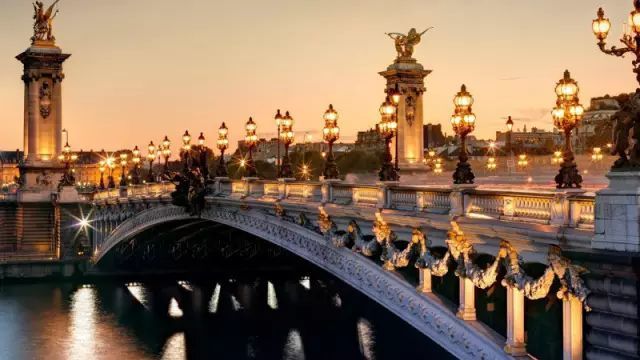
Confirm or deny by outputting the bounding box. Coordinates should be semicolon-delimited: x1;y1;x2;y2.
244;117;258;177
98;160;106;190
146;141;157;183
451;84;476;184
552;150;563;165
196;132;209;179
278;111;295;178
130;146;141;185
161;136;171;177
322;104;340;179
216;122;229;177
592;3;640;84
517;153;528;168
182;130;192;172
378;96;399;181
433;158;443;174
58;141;76;187
119;152;129;187
486;157;497;171
592;147;603;161
107;156;116;189
387;84;401;171
275;109;283;176
505;116;514;156
551;70;584;188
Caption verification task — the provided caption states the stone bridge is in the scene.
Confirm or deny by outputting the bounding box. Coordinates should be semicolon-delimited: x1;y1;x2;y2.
87;178;631;360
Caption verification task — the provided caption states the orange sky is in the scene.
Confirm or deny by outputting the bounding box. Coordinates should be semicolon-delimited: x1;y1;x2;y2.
0;0;637;154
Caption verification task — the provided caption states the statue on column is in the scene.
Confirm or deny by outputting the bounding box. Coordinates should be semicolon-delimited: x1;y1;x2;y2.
31;0;60;44
385;27;432;60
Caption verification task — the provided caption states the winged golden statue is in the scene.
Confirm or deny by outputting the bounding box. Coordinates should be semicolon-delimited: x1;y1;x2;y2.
386;27;432;59
32;0;60;44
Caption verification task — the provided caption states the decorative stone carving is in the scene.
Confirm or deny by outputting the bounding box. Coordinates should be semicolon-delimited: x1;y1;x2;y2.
414;228;451;276
39;82;51;118
317;206;335;239
501;240;556;300
375;212;416;270
549;245;591;310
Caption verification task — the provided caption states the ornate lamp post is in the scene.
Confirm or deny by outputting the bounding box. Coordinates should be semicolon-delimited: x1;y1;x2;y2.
161;136;171;176
146;141;157;183
130;146;141;185
58;141;77;187
387;84;402;171
506;116;514;156
279;111;295;178
244;117;258;177
98;160;106;190
119;152;128;187
378;96;399;181
322;104;340;179
592;3;640;84
196;132;209;179
552;70;585;188
451;85;476;184
275;109;283;175
107;156;116;189
216;122;229;177
182;130;192;172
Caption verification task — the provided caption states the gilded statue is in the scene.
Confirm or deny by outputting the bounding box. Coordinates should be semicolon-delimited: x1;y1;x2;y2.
386;27;432;59
32;0;60;44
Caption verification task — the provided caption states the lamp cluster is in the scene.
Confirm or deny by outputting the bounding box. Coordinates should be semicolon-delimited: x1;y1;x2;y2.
451;84;476;184
322;104;340;179
551;70;584;188
378;96;399;182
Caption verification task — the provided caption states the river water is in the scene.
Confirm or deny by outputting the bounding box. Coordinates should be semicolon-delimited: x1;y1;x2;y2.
0;274;452;360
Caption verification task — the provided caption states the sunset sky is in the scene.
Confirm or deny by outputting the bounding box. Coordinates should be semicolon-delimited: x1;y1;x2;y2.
0;0;637;153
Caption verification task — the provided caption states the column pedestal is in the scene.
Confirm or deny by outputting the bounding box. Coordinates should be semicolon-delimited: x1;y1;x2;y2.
418;268;432;293
456;277;476;320
594;171;640;252
562;295;583;360
504;286;527;356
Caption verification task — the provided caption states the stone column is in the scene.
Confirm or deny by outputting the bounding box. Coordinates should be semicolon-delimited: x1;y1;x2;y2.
457;277;476;320
562;295;583;360
504;286;527;356
418;268;432;293
27;77;39;161
379;59;431;172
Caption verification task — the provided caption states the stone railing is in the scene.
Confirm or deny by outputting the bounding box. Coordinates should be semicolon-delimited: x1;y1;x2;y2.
94;179;596;232
93;182;174;201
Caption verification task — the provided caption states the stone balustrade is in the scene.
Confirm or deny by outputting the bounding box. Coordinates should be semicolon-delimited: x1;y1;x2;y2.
92;179;597;235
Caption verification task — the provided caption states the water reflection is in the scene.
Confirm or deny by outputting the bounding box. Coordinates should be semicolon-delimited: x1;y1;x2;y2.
67;287;97;360
0;275;453;359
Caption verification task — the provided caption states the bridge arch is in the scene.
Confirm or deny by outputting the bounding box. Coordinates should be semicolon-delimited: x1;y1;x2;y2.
93;204;508;360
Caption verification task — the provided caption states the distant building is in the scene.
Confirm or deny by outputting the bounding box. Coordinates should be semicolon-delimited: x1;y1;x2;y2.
496;127;559;154
0;150;22;184
423;123;445;149
355;127;384;152
575;95;623;152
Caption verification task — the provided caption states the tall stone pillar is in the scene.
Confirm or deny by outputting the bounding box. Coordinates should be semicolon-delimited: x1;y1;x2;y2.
16;37;70;199
379;58;431;172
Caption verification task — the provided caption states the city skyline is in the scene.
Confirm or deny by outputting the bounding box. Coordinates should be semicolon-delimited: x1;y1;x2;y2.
0;0;636;153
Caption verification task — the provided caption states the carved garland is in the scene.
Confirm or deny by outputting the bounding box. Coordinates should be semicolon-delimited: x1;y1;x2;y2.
317;207;591;310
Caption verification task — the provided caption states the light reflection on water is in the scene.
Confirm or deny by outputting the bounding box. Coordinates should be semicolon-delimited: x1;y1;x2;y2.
0;277;452;359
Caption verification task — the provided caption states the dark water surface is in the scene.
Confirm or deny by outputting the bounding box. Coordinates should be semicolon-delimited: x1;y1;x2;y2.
0;274;452;360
